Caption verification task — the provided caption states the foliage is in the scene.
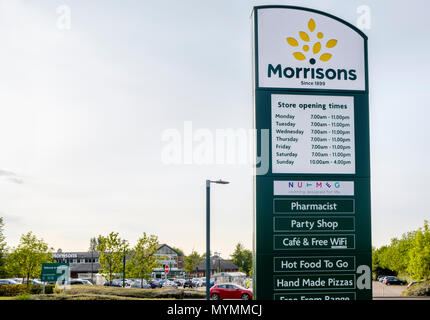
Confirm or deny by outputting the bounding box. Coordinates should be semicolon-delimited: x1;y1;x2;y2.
230;243;253;276
402;280;430;296
407;222;430;280
53;284;205;299
127;233;160;285
89;237;98;253
183;250;203;276
5;232;53;284
171;246;184;256
0;217;7;277
96;232;129;285
373;220;430;281
0;284;54;296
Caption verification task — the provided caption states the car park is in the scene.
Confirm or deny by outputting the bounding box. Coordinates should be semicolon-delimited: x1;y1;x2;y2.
22;279;44;285
191;278;203;287
382;276;396;284
384;277;407;285
162;279;177;288
201;278;215;288
130;279;151;289
377;275;389;282
183;279;195;288
8;278;23;284
103;279;128;287
174;278;185;287
0;279;19;285
149;279;162;289
69;279;93;285
210;283;253;300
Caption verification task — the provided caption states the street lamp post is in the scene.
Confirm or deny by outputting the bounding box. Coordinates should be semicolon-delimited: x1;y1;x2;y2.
206;179;229;300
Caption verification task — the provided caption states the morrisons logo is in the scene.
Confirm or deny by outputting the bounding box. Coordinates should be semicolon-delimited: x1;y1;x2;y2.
268;64;357;81
268;18;357;81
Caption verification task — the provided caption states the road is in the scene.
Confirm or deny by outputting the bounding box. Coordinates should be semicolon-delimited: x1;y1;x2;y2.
372;280;407;298
372;281;429;300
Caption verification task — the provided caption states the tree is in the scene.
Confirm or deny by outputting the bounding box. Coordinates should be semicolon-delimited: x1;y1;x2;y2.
96;232;129;285
230;243;253;276
89;237;98;283
407;221;430;280
127;233;160;286
172;246;184;256
6;232;53;285
372;220;430;281
184;250;203;276
0;217;7;277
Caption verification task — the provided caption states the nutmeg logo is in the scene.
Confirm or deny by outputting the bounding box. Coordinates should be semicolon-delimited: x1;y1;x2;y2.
286;18;337;65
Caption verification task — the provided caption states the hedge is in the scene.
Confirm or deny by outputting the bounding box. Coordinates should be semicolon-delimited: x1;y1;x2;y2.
0;284;55;296
56;285;205;299
401;280;430;296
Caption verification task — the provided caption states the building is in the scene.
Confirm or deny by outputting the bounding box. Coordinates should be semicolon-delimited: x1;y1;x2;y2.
53;252;102;281
193;254;239;277
152;244;184;278
52;244;185;281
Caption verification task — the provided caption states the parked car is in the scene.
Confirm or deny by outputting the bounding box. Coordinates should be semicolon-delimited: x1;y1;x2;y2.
130;279;151;289
183;279;195;288
104;279;126;287
22;279;44;285
377;275;390;282
174;278;185;287
191;278;203;287
69;279;93;285
200;278;215;288
149;279;162;289
381;276;396;284
162;279;177;288
0;279;19;285
210;283;253;300
384;277;407;285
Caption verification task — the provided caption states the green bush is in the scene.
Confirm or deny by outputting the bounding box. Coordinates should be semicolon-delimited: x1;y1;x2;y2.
0;284;55;296
402;280;430;296
14;293;31;300
0;284;27;296
54;285;205;299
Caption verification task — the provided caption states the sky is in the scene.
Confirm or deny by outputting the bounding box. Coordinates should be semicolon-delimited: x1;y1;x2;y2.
0;0;429;258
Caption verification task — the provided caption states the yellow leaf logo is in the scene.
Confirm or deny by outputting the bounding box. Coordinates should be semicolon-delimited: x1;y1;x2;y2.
326;39;338;48
285;18;338;64
286;37;299;47
320;53;333;62
293;52;306;61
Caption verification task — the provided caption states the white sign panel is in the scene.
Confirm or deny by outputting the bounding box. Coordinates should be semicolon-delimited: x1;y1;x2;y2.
271;94;355;174
274;181;354;196
256;8;366;90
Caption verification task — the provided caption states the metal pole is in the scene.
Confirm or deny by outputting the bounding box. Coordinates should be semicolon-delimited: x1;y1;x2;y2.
123;253;126;287
91;249;94;284
206;180;210;300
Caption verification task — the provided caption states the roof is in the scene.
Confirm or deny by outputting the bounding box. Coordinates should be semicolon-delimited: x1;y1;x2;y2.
70;263;102;273
53;252;99;259
195;256;239;272
156;244;183;256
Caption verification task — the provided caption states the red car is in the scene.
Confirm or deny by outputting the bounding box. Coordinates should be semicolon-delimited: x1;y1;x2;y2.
210;283;253;300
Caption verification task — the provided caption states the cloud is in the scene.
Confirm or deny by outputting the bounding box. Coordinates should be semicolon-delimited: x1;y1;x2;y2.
0;169;23;184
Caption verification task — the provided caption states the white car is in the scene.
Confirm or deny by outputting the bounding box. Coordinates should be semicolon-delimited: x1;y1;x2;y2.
0;279;19;285
192;278;203;287
162;279;177;287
